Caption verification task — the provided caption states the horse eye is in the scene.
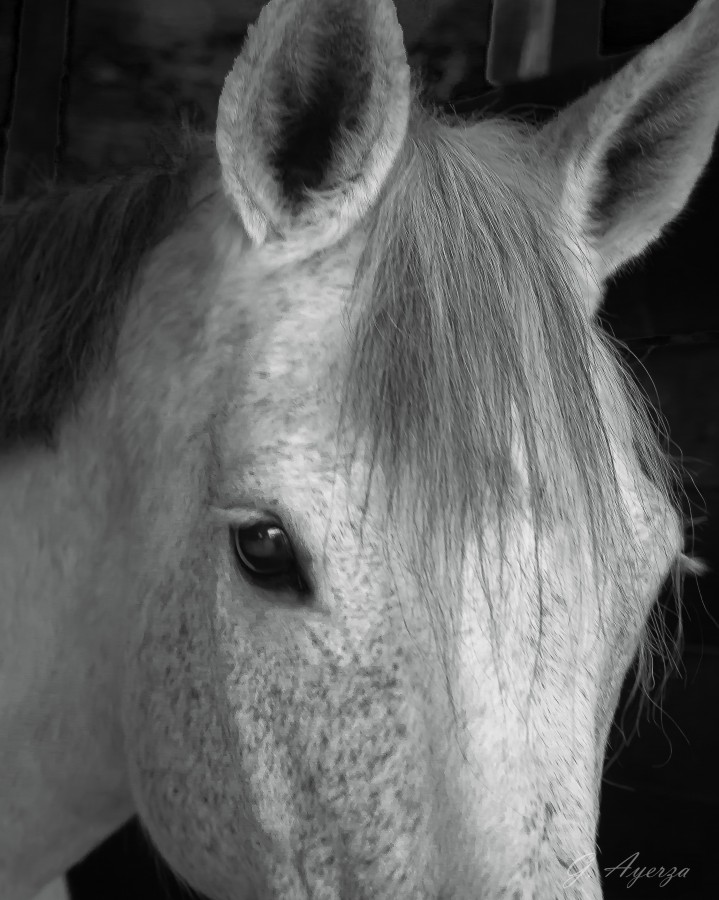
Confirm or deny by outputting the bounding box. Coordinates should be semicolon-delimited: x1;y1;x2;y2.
232;522;307;592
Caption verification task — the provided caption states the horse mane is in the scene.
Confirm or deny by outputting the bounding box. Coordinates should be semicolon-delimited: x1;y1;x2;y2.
0;90;684;696
0;127;213;447
342;101;685;692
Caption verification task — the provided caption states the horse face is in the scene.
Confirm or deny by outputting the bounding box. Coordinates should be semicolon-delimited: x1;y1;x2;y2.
121;1;719;898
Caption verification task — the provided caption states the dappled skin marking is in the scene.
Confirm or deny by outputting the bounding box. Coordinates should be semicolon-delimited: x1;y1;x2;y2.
2;0;719;899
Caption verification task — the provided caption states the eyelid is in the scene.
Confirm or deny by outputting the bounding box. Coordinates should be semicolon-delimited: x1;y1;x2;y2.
208;504;281;527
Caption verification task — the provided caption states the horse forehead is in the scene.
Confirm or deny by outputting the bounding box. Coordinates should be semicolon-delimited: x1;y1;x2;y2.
219;268;350;437
238;244;357;344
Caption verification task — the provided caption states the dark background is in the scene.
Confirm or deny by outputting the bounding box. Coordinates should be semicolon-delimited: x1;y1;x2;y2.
2;1;717;897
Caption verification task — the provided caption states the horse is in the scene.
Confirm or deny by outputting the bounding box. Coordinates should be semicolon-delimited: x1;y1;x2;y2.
1;0;718;898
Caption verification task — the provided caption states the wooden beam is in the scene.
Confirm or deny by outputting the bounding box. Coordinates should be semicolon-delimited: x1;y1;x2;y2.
487;0;557;86
0;0;24;196
1;0;74;202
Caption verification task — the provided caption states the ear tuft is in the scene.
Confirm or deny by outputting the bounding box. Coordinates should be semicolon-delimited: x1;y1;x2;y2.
216;0;410;252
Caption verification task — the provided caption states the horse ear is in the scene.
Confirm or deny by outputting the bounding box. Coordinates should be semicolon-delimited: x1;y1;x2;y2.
537;0;719;296
216;0;411;251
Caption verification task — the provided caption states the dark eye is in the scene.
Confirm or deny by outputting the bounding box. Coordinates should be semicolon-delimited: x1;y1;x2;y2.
232;522;308;593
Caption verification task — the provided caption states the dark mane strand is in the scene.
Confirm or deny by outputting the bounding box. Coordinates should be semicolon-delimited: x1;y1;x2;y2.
0;127;212;447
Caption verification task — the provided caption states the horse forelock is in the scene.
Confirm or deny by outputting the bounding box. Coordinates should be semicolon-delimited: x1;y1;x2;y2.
340;100;685;690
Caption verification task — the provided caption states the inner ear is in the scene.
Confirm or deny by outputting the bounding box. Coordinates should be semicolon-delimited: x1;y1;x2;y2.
589;73;701;244
272;26;371;204
217;0;411;248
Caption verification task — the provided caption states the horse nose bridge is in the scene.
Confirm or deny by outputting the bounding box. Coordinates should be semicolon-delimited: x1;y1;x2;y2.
469;793;603;900
434;712;604;899
495;855;604;900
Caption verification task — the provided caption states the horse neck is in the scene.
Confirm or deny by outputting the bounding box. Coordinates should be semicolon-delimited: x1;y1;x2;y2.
0;384;135;893
0;183;229;894
0;199;221;723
